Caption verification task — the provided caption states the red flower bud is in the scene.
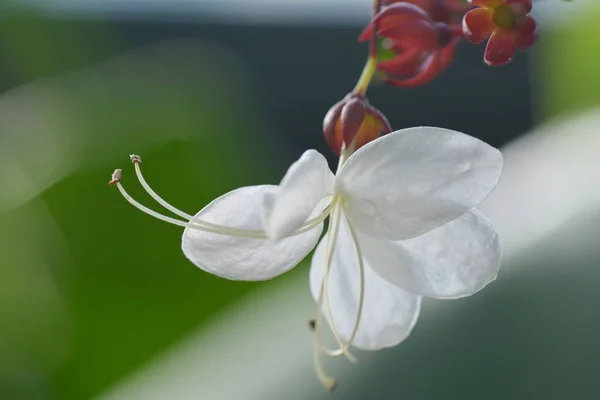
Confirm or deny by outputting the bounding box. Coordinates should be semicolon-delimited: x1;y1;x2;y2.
323;95;392;155
462;0;537;66
360;4;439;51
360;3;463;88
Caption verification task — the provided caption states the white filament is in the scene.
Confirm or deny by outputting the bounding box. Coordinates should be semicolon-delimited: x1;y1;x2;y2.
322;211;365;357
131;159;332;237
115;177;330;239
322;206;357;362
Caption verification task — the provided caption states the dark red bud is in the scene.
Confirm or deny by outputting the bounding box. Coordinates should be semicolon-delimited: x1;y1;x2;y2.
340;98;366;145
359;3;431;43
381;20;439;51
371;18;459;88
382;51;443;88
366;104;393;135
322;95;392;155
323;100;345;155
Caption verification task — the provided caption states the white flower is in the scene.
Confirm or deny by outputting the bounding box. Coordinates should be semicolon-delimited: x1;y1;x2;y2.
112;126;503;389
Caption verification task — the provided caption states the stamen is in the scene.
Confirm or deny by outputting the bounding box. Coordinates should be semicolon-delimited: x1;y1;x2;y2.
326;213;365;356
112;170;331;239
313;224;338;391
321;207;357;363
313;289;337;389
312;207;341;390
130;154;195;220
312;204;363;389
129;154;334;236
313;331;337;391
115;181;214;231
313;206;365;360
115;177;262;237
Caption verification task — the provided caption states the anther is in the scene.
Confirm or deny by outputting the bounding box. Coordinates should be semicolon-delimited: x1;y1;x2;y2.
130;154;142;164
308;319;316;331
109;169;122;186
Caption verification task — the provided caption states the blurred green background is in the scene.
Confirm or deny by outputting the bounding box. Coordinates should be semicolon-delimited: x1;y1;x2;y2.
0;1;599;399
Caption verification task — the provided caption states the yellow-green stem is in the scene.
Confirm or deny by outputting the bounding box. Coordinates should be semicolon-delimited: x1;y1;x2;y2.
352;56;378;95
353;0;381;95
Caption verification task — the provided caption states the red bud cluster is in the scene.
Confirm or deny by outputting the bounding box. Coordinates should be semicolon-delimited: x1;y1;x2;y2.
358;0;538;88
322;0;545;155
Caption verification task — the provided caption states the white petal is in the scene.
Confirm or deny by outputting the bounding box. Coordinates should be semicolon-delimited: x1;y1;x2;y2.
182;185;322;281
336;127;503;240
309;212;421;350
262;150;334;241
362;209;501;299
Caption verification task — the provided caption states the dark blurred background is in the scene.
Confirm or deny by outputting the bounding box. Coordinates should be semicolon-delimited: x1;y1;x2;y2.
1;1;599;399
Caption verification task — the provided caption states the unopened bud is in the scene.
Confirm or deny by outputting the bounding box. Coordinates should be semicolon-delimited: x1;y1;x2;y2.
323;94;392;156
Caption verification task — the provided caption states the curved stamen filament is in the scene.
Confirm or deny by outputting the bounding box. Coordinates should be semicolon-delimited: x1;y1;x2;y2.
321;207;357;363
313;292;337;391
132;156;194;220
313;205;343;390
115;178;329;239
323;212;365;357
129;155;333;236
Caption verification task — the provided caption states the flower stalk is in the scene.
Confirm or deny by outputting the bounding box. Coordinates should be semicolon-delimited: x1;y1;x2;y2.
353;0;383;95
